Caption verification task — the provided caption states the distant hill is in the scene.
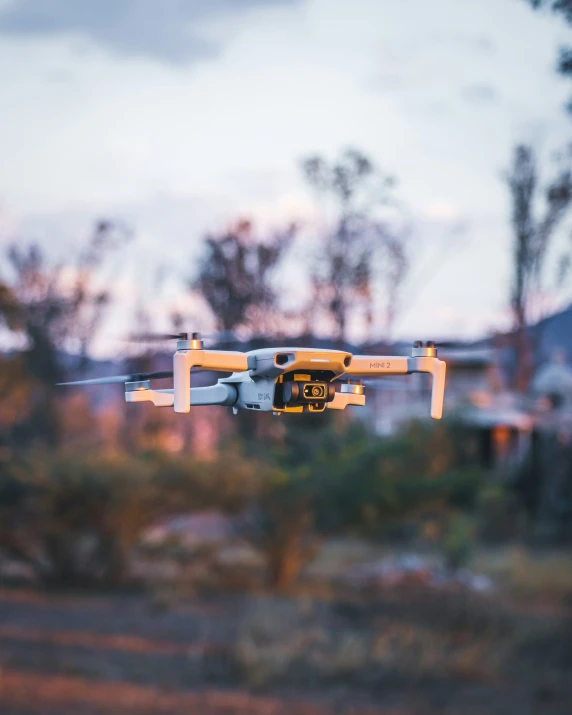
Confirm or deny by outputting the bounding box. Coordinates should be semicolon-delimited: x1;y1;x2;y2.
462;303;570;359
461;303;572;385
518;303;572;364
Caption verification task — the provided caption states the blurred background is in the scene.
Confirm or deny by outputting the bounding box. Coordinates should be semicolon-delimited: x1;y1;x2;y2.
1;0;572;713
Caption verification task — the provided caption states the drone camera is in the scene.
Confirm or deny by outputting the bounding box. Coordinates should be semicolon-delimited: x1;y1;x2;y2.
282;379;335;407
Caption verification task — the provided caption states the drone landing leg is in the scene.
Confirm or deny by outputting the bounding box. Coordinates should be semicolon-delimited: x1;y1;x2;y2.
174;348;249;413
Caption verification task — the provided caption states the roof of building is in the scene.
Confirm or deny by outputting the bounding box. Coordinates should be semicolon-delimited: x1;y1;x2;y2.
531;350;572;396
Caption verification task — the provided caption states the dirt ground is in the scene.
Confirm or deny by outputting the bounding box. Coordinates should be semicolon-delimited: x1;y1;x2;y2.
0;586;570;715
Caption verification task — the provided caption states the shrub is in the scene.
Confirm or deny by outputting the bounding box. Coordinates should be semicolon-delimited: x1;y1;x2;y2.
312;420;486;535
0;445;269;590
441;513;476;570
0;451;157;588
241;416;487;590
0;417;487;593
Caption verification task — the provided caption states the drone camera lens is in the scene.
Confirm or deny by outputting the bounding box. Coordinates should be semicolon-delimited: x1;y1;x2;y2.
303;383;326;399
280;378;334;408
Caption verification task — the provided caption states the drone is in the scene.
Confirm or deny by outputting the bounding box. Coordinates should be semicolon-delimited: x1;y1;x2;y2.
59;334;447;419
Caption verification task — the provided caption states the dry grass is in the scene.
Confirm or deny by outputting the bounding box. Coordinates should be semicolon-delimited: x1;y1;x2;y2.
233;589;518;688
0;583;571;714
473;545;572;602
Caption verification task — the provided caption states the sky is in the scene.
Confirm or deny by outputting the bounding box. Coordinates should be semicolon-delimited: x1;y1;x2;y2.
0;0;572;353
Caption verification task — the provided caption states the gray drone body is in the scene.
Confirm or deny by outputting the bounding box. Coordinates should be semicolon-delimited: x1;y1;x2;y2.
219;347;356;414
61;337;446;420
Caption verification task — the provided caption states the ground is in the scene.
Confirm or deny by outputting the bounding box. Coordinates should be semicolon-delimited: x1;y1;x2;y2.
0;582;570;715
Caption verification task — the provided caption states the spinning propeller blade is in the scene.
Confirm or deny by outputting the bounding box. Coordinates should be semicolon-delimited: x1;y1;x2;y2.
57;370;173;386
126;330;237;344
127;332;188;342
432;341;470;349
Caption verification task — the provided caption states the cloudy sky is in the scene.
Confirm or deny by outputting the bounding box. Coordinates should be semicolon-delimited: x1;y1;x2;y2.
0;0;571;351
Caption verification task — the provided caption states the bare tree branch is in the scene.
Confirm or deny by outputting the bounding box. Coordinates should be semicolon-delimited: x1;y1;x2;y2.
301;148;408;344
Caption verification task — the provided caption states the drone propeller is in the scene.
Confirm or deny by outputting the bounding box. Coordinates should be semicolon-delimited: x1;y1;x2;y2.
126;330;237;343
432;340;470;349
127;332;189;342
57;370;173;387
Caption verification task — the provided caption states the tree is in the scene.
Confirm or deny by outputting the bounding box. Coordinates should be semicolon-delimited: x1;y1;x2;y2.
505;144;572;389
192;219;296;336
301;148;408;344
527;1;572;111
0;220;131;446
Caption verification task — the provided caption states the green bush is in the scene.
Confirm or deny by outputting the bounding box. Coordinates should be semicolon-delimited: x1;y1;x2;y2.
311;420;485;534
140;448;262;517
0;451;156;588
441;513;476;570
238;415;486;590
0;417;487;592
0;448;262;589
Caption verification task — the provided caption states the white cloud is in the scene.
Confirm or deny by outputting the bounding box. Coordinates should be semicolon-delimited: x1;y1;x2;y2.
0;0;302;64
